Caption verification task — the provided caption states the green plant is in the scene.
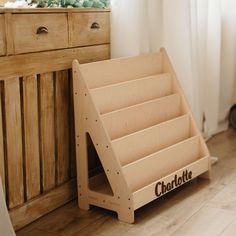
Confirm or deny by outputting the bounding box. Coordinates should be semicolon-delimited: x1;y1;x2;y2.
82;0;93;7
14;0;110;8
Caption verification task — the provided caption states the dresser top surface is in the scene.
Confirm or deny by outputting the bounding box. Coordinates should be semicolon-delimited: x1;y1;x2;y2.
0;8;110;14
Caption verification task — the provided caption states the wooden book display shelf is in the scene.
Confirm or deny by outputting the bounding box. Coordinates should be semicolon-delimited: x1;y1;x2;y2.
72;48;211;223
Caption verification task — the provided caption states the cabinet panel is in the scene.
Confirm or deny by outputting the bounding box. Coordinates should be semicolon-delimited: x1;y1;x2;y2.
12;13;69;54
0;9;110;230
71;12;110;47
0;15;6;56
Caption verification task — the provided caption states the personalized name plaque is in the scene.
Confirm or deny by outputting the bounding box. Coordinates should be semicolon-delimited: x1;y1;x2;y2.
155;170;193;197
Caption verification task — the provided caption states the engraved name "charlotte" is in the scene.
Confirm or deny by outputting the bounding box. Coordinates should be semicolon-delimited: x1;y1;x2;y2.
155;170;193;197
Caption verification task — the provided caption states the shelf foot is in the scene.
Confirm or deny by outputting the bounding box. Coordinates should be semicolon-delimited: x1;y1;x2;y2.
78;198;90;210
118;210;135;224
210;156;219;165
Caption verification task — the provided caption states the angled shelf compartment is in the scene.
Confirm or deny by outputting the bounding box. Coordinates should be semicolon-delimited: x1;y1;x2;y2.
72;48;211;223
122;136;205;192
112;114;193;166
91;73;172;114
102;93;182;140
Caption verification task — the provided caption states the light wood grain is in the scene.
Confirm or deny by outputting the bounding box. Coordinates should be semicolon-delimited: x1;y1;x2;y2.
23;75;40;200
125;167;236;236
171;206;236;236
161;48;212;179
39;73;55;192
4;77;24;208
123;136;202;192
0;14;6;56
206;177;236;211
91;73;172;114
12;14;68;54
72;49;210;224
0;45;110;80
73;60;134;223
55;70;70;185
221;217;236;236
70;12;110;47
102;94;182;140
80;52;162;89
133;157;209;210
112;115;191;166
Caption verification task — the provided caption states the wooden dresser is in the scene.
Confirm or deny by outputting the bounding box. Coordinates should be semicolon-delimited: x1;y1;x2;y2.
0;8;110;230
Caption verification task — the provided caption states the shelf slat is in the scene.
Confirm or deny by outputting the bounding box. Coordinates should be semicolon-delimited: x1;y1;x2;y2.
92;73;172;114
133;156;209;210
102;93;182;140
79;52;163;89
112;114;191;166
123;136;202;192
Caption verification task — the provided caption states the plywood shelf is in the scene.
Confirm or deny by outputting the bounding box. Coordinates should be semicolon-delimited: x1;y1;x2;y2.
89;173;113;196
112;114;193;166
81;52;163;89
132;156;209;210
86;154;209;211
102;93;183;140
72;48;211;223
91;73;172;114
122;136;203;192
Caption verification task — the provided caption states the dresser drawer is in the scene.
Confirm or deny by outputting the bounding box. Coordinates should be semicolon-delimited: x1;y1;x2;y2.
0;15;6;56
71;12;110;47
12;14;69;54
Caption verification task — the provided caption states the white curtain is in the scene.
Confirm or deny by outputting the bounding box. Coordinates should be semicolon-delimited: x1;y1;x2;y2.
110;0;162;57
111;0;235;138
162;0;221;137
220;0;236;127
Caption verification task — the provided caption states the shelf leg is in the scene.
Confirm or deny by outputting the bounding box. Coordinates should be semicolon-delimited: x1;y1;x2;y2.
78;197;90;210
118;209;135;224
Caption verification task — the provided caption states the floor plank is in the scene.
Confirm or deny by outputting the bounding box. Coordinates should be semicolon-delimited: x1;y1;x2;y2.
17;228;58;236
207;177;236;211
171;206;236;236
221;217;236;236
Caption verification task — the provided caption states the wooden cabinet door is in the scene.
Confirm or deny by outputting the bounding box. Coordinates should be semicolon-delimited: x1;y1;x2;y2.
0;15;6;56
70;12;110;47
12;13;69;54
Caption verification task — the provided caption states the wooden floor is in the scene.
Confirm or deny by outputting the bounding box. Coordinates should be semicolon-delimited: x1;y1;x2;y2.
16;128;236;236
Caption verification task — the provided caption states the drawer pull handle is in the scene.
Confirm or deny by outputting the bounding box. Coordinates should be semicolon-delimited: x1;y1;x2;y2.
91;22;100;30
36;26;49;35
